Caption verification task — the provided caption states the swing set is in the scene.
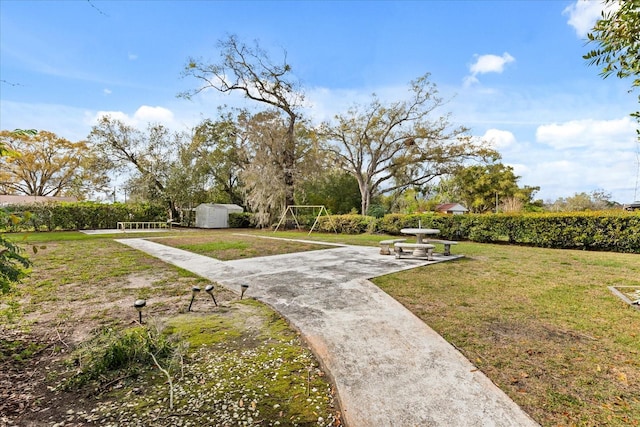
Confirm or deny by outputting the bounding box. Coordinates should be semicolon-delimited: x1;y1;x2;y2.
273;205;337;235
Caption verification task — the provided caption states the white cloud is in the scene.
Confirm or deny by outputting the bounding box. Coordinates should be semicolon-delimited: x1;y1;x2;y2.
501;117;640;202
103;88;112;95
93;105;176;129
470;53;515;75
480;128;516;149
536;117;637;150
464;53;515;86
563;0;619;38
128;53;138;61
133;105;174;123
462;75;479;87
94;110;135;126
523;149;638;202
305;86;377;124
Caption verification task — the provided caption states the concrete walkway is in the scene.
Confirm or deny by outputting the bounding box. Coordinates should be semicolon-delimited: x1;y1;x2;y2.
116;237;538;427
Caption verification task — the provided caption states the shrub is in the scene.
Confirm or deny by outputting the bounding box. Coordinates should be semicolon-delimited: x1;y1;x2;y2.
316;214;376;234
228;212;254;228
63;324;176;390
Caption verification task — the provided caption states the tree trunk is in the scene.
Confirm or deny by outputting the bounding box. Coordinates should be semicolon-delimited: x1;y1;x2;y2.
283;117;296;207
357;177;371;215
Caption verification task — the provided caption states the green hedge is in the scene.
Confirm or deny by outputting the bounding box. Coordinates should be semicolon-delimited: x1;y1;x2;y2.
316;211;640;253
1;202;167;232
228;212;255;228
315;214;378;234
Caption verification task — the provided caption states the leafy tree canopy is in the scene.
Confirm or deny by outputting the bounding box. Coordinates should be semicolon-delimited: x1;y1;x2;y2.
585;0;640;136
545;189;619;212
297;169;361;215
182;35;304;208
447;163;541;213
0;130;109;199
322;74;498;214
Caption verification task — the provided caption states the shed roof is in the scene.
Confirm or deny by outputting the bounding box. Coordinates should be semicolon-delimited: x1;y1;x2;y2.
196;203;243;211
435;203;468;212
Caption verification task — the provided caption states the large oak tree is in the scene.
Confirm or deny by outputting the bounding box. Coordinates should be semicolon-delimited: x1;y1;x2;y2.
322;74;498;214
181;35;304;209
236;110;325;227
88;116;180;216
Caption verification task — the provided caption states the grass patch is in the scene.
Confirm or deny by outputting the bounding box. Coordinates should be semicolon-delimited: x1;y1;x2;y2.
151;231;330;260
0;337;47;363
165;313;242;346
176;240;250;254
6;231;97;242
248;229;384;246
62;302;337;426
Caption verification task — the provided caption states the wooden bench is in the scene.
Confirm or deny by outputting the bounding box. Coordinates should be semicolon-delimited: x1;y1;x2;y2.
379;238;407;255
394;242;435;260
424;239;458;256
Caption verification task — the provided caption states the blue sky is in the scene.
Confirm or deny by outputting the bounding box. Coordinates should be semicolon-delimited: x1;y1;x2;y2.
1;0;638;203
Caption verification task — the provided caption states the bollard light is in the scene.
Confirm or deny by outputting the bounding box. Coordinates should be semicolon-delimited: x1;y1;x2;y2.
240;284;249;300
188;286;200;312
134;299;146;324
205;284;217;306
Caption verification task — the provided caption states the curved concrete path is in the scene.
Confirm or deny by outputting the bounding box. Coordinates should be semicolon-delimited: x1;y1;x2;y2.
117;237;538;427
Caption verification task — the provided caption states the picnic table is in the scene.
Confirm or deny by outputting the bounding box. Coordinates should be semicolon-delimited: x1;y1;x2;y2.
399;228;440;257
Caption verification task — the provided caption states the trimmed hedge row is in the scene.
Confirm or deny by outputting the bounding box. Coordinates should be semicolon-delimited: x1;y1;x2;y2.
315;211;640;253
1;202;167;231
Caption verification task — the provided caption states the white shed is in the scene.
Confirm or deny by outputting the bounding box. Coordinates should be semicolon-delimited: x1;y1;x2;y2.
195;203;244;228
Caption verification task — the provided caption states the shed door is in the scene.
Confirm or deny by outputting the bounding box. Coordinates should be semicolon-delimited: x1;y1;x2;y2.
211;208;228;228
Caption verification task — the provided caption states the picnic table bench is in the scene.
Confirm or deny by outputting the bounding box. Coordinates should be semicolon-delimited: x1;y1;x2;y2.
423;239;458;256
394;242;435;261
379;238;407;255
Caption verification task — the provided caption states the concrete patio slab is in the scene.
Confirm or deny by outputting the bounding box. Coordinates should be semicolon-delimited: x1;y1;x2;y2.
116;238;538;427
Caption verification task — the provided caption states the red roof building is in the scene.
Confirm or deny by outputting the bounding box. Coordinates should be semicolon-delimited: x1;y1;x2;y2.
435;203;469;215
